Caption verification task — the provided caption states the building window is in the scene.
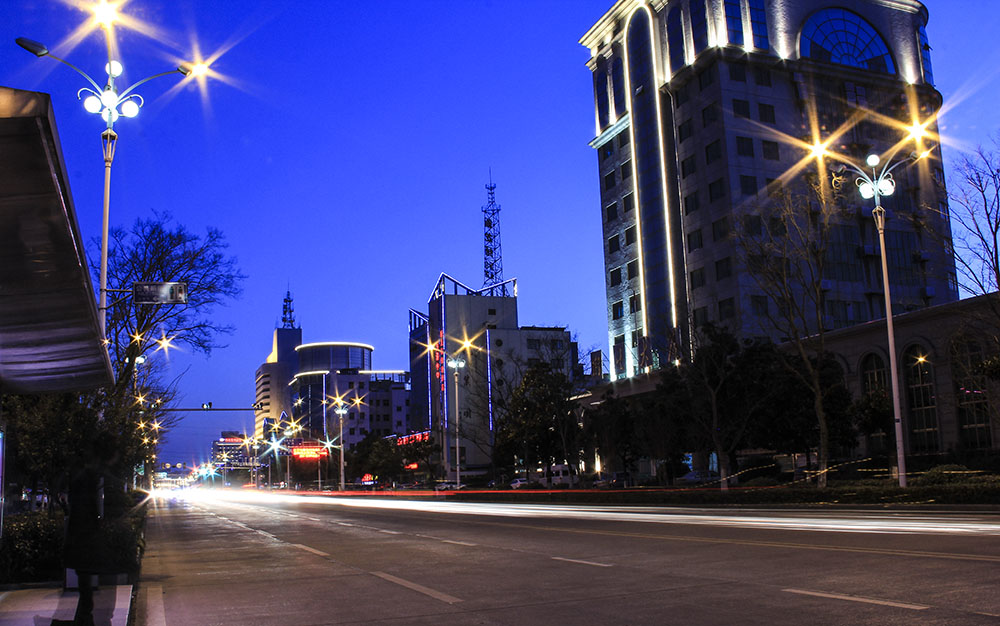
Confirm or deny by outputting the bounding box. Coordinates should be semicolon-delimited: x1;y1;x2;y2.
861;353;887;393
617;129;630;148
627;259;639;280
629;293;641;313
918;25;934;85
751;295;768;316
729;63;747;82
601;141;614;162
687;229;703;251
705;140;722;165
668;7;685;73
612;58;627;117
709;178;726;201
702;103;719;127
719;297;736;320
610;268;622;286
743;214;762;236
712;216;730;241
684;191;700;215
904;345;939;453
724;0;743;46
621;161;632;180
595;68;609;129
733;99;751;119
691;0;709;54
693;306;709;327
612;300;624;320
604;171;616;191
698;67;714;91
736;136;754;157
762;140;780;160
675;85;689;106
690;267;706;289
681;155;697;178
740;175;758;196
622;193;635;215
678;119;693;143
625;226;637;246
953;341;993;450
758;103;776;124
605;202;617;222
715;257;732;280
754;67;772;87
608;235;620;254
748;0;768;50
800;8;895;74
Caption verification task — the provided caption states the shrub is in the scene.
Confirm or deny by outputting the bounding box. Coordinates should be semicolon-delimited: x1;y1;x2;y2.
915;464;973;486
0;512;65;584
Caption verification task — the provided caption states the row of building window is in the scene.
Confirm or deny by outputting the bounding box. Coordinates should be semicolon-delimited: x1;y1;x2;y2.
608;225;638;254
609;260;640;287
611;294;643;320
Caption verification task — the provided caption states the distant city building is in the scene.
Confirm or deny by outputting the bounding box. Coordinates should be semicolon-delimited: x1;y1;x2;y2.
581;0;956;379
409;274;579;478
254;291;301;439
254;293;412;451
211;431;252;467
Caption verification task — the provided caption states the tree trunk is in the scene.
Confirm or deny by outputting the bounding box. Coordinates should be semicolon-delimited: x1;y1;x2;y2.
812;369;829;489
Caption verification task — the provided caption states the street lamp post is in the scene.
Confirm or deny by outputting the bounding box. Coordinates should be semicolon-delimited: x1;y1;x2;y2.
447;357;466;489
15;34;202;337
334;404;348;491
813;129;932;488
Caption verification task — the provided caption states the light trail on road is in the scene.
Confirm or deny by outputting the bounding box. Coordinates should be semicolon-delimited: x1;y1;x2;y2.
160;488;1000;536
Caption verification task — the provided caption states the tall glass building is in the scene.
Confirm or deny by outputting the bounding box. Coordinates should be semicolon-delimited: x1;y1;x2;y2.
581;0;956;379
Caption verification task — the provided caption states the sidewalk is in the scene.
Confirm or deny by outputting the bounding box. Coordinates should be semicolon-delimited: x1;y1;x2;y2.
0;584;132;626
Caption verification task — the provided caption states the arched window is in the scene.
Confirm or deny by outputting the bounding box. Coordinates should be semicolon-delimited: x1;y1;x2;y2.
952;341;993;450
860;353;886;393
595;64;610;130
691;0;709;55
748;0;768;50
612;56;626;118
800;8;895;74
903;345;939;453
918;25;934;85
667;7;685;73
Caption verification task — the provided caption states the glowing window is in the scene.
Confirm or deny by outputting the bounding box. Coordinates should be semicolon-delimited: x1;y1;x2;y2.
667;7;685;73
800;8;895;74
724;0;743;45
691;0;709;55
904;345;939;453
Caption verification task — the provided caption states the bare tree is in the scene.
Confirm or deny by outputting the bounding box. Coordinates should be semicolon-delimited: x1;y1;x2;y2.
736;176;851;487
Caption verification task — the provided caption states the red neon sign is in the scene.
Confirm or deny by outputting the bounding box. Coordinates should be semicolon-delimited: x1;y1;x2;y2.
291;445;328;460
397;431;430;446
404;462;418;470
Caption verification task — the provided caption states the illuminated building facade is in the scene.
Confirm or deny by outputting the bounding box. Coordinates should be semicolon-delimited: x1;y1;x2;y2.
254;292;301;439
289;343;412;451
211;431;253;467
581;0;956;379
409;274;578;478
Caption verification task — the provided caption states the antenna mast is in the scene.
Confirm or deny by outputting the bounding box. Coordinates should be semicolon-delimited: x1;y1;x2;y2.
281;290;297;328
482;171;508;296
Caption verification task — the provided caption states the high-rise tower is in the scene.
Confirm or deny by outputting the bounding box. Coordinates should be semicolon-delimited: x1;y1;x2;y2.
482;175;509;297
581;0;956;380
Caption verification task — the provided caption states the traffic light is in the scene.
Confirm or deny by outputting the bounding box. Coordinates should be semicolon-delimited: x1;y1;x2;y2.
202;402;212;410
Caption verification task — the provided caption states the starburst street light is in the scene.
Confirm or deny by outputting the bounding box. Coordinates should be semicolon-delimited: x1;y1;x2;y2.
16;19;208;338
809;121;936;489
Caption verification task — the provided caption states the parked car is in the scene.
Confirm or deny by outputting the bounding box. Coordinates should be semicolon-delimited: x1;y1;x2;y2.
509;478;529;489
434;482;456;491
677;470;721;485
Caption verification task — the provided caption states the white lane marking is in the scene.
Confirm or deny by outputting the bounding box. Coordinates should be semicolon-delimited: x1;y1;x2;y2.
379;529;401;535
783;589;928;610
371;571;462;604
114;585;132;625
292;543;330;557
146;584;167;626
338;522;354;527
441;539;477;546
255;530;277;540
307;517;322;522
552;556;613;568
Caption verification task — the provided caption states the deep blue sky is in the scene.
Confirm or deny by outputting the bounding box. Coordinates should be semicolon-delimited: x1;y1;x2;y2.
3;1;999;464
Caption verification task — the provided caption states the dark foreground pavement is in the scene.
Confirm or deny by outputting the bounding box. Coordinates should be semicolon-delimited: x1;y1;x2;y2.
134;492;1000;625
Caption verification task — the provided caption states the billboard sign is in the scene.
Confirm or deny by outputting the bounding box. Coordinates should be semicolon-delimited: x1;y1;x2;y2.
133;282;188;305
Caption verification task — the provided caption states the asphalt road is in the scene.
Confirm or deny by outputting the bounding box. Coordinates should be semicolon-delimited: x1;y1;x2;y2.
135;491;1000;625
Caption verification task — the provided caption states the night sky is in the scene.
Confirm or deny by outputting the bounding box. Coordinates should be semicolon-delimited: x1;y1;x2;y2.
2;0;999;464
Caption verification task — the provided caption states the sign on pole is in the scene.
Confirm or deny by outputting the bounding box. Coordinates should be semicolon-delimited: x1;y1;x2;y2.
133;282;188;304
